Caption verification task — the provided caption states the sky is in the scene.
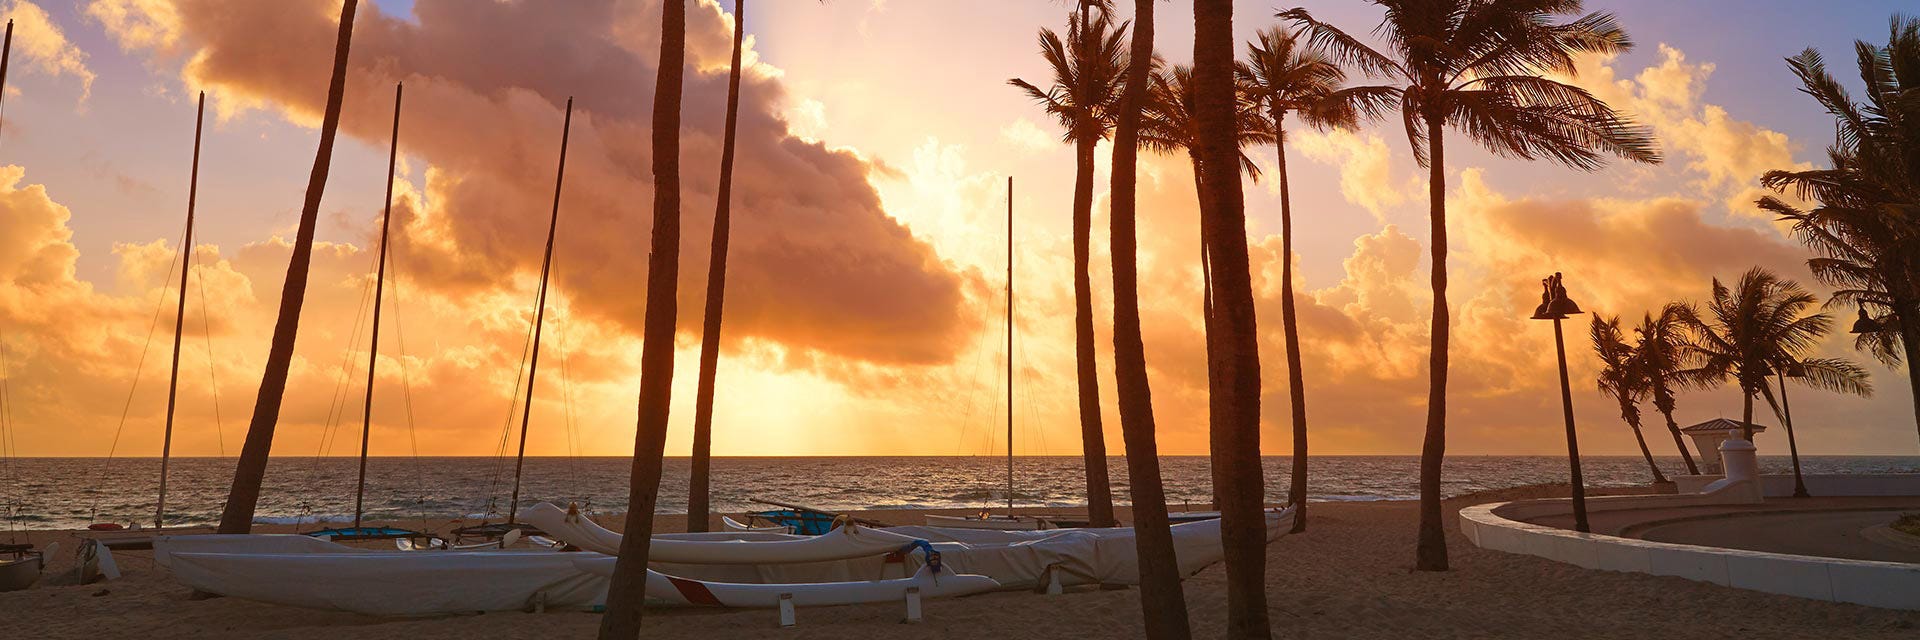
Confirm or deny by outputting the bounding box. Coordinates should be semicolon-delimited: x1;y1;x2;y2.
2;0;1918;460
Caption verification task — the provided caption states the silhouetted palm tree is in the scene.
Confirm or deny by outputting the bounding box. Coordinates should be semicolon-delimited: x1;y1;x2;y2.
1007;2;1129;529
218;0;359;534
1675;269;1867;448
1139;64;1274;215
1758;19;1920;446
1110;0;1189;637
1238;24;1360;535
1591;314;1666;484
1769;356;1871;496
1632;305;1700;474
599;0;685;637
687;0;747;535
1192;1;1273;635
1281;0;1660;571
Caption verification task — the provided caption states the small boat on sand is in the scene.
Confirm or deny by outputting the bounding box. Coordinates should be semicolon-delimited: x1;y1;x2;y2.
0;542;52;592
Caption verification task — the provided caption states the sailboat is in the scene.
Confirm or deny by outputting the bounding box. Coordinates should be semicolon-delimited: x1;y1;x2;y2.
448;96;577;544
300;84;438;546
925;177;1053;531
0;19;52;593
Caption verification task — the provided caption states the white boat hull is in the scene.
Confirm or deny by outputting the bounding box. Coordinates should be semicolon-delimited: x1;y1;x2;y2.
572;557;998;608
922;514;1054;530
0;555;42;592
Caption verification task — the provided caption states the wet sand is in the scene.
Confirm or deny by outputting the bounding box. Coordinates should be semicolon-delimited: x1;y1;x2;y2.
4;484;1918;639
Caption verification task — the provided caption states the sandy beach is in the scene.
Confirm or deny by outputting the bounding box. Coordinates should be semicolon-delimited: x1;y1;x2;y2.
2;484;1914;639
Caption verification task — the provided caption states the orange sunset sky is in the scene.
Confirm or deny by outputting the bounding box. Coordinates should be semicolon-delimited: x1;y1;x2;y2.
2;0;1917;458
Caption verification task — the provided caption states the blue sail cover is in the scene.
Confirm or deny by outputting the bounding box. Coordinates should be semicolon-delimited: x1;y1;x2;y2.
748;509;839;535
304;526;430;541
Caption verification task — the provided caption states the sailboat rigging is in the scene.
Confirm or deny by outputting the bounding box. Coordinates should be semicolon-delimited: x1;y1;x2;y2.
154;91;206;531
926;177;1052;530
304;83;435;544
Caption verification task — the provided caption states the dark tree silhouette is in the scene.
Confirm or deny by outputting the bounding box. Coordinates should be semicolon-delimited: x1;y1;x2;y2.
1591;314;1666;484
1193;0;1268;635
1238;25;1360;535
219;0;359;534
599;0;685;637
1110;0;1189;636
1633;305;1701;475
1007;2;1129;528
1282;0;1659;570
687;0;747;535
1759;19;1920;447
1675;269;1870;445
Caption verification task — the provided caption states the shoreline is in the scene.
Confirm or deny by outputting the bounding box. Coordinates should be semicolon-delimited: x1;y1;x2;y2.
5;483;1918;639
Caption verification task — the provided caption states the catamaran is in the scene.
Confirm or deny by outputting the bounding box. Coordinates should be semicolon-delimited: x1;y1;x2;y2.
927;177;1055;531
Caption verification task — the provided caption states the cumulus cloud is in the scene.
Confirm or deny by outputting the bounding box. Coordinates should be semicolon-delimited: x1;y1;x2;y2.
1572;44;1810;217
5;0;96;101
93;0;975;367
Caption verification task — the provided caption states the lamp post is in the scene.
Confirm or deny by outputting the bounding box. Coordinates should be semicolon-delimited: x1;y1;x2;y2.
1532;272;1589;533
1776;362;1810;498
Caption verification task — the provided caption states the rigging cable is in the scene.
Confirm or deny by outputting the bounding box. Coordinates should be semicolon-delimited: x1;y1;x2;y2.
88;224;187;522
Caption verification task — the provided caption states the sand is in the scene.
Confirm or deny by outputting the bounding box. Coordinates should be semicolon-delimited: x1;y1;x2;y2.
4;484;1917;639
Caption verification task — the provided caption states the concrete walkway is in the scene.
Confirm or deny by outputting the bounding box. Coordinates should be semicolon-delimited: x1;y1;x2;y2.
1523;496;1920;564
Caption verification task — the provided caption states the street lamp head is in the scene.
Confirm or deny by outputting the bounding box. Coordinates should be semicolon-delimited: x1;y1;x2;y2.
1850;308;1881;334
1530;272;1581;320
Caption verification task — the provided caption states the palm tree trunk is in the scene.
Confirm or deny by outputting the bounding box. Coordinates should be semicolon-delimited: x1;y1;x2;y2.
1275;120;1308;535
218;0;358;534
686;0;746;535
1070;134;1116;528
1741;386;1755;442
1899;298;1920;449
1655;394;1698;475
1777;373;1809;497
1111;1;1188;638
1193;2;1268;635
598;1;685;637
1414;112;1450;572
1625;415;1666;484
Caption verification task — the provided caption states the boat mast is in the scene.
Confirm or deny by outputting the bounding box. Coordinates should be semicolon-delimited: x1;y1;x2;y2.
352;83;403;529
1005;176;1013;514
156;91;205;530
507;97;573;524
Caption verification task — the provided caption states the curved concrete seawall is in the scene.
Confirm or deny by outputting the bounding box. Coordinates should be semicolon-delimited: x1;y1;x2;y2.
1460;487;1920;611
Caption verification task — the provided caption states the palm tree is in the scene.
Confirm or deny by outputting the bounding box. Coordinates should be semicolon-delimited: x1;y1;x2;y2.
1758;21;1920;446
1769;356;1871;496
1674;268;1866;449
1110;0;1189;637
1632;305;1700;475
1007;2;1129;529
1191;0;1273;635
1238;25;1360;535
1281;0;1660;571
686;0;747;535
218;0;359;534
1591;314;1666;484
599;0;685;637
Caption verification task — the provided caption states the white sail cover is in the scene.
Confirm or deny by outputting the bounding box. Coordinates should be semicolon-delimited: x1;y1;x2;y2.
164;549;607;616
651;507;1295;591
521;502;921;564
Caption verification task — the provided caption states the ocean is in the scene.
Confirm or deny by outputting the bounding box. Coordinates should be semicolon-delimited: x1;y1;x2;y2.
2;455;1916;531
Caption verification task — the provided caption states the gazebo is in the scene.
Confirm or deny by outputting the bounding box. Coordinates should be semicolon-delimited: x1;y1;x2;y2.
1679;418;1768;474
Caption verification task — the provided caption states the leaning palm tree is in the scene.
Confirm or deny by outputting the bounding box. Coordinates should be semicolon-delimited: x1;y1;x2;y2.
1632;304;1701;475
1110;0;1189;637
1674;268;1862;448
1281;0;1660;571
1007;2;1128;529
218;0;359;534
599;0;686;637
1768;356;1872;496
686;0;747;535
1757;21;1920;446
1191;1;1276;636
1591;314;1666;484
1238;24;1360;535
